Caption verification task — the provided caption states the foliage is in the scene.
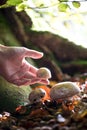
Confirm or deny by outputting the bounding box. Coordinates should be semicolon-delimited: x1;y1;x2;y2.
7;0;22;6
16;0;87;48
0;0;82;15
72;1;81;8
0;0;22;7
0;0;87;48
58;3;70;12
16;0;81;12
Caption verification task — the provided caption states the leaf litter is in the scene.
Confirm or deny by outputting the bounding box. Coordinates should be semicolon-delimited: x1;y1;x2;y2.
0;73;87;130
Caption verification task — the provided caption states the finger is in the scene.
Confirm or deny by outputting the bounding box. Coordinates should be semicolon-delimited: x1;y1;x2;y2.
12;79;31;86
13;78;41;86
9;71;37;84
20;61;38;76
10;62;36;79
27;79;41;85
23;48;43;59
38;79;50;85
29;65;38;74
21;78;49;85
20;70;50;85
11;77;49;86
21;71;36;79
21;60;38;75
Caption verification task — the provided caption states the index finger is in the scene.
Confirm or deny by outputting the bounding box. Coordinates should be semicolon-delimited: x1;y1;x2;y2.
24;48;44;59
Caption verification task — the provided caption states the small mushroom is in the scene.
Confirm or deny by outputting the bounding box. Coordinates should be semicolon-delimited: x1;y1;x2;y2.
28;88;46;103
37;67;51;79
50;81;80;100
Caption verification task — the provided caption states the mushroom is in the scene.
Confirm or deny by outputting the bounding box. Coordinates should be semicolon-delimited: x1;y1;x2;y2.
37;67;51;79
28;88;46;103
50;81;80;101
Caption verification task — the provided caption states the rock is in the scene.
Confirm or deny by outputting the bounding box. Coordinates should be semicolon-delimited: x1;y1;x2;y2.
0;76;32;112
37;67;51;79
29;88;46;103
50;81;80;100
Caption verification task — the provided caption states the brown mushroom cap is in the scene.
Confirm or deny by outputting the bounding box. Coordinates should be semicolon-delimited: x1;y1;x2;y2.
37;67;51;79
29;88;46;103
50;81;80;100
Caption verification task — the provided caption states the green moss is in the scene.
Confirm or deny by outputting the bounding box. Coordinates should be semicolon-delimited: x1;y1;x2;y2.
0;76;32;112
71;60;87;65
62;60;87;66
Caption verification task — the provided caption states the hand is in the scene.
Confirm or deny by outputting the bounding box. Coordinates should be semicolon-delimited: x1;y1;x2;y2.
0;46;49;86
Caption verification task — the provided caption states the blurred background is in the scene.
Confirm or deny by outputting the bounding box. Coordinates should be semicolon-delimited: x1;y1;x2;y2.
0;0;87;82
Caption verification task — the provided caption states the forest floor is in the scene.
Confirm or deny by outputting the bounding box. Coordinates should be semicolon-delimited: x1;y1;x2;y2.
0;73;87;130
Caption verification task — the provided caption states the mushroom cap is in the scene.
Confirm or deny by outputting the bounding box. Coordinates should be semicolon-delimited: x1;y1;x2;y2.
37;67;51;79
28;88;46;103
50;81;80;100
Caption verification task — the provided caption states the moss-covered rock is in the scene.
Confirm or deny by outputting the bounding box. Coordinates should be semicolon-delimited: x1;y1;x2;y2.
0;76;32;112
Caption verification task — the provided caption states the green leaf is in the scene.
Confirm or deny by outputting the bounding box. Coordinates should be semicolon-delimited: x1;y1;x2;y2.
39;4;44;7
72;1;80;8
58;3;69;12
16;3;26;12
7;0;22;6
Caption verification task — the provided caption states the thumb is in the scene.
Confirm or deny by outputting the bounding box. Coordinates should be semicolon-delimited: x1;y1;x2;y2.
23;48;44;59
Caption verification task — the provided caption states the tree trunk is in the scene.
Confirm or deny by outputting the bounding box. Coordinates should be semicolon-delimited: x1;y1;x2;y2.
0;7;87;81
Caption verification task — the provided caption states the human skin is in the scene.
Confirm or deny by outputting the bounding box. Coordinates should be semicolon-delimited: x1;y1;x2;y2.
0;45;49;86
